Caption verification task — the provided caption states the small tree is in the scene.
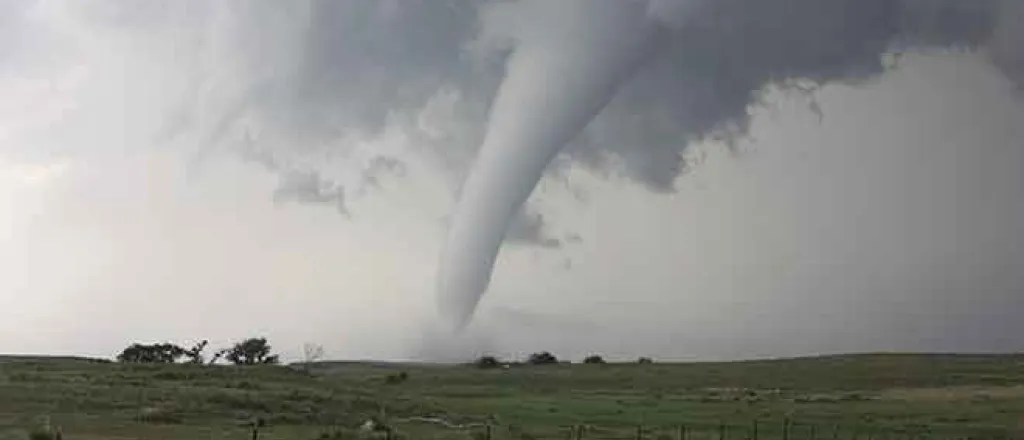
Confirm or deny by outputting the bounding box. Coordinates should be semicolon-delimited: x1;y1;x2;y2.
208;348;229;365
303;343;324;364
637;356;654;365
183;340;208;364
527;351;559;365
224;337;280;365
474;355;501;369
583;355;606;364
300;342;325;373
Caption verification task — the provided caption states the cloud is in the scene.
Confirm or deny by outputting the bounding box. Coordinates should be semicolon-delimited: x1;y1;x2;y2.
158;0;1019;214
6;1;1014;216
505;210;562;249
271;170;349;216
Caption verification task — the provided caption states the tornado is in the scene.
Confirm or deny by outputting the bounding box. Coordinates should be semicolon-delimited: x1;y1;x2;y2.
437;1;673;330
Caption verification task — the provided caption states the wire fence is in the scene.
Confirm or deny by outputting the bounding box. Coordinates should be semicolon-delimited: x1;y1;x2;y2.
451;419;1019;440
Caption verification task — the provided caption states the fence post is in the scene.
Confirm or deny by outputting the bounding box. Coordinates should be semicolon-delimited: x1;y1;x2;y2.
831;425;840;440
719;423;726;440
636;425;644;440
576;424;584;440
678;425;687;440
752;420;759;440
250;417;264;440
783;419;791;440
486;424;493;440
810;424;817;440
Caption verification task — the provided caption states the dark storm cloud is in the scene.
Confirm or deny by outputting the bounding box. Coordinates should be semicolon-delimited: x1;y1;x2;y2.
157;0;1014;194
3;0;1018;250
6;0;1017;188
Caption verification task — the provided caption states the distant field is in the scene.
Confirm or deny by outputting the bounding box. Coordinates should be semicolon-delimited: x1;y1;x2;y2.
1;354;1023;440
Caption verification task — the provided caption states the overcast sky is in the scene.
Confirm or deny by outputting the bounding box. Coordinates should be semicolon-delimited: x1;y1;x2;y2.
1;1;1022;362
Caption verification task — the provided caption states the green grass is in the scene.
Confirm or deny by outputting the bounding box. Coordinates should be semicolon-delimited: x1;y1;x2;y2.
1;354;1022;439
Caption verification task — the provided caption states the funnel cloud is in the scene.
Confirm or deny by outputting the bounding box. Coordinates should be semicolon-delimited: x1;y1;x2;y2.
437;0;1024;328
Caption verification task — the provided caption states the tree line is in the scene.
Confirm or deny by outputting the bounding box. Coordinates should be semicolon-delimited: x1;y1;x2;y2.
115;339;653;368
115;337;283;366
474;352;655;368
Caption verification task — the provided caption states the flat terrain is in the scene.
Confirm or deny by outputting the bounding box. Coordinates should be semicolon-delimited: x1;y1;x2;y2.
1;354;1023;440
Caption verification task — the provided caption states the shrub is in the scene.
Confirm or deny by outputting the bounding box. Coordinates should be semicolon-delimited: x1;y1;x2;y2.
637;357;654;364
474;356;501;369
27;426;58;440
316;428;357;440
583;355;606;364
384;371;409;384
527;352;559;365
137;406;184;424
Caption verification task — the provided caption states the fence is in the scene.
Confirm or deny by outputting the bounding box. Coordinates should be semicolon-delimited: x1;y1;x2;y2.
456;419;1018;440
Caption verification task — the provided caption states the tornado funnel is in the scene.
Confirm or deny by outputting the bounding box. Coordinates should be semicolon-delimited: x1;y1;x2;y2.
436;1;665;330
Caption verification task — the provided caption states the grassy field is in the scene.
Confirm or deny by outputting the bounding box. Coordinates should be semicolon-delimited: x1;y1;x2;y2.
1;354;1023;440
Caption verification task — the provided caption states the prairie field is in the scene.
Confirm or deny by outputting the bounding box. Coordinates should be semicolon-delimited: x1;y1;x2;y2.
1;354;1023;440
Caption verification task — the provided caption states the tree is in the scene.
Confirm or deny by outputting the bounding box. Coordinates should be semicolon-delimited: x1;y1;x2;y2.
183;340;208;364
116;343;186;364
208;348;229;365
583;355;606;364
302;343;324;364
527;351;559;365
637;356;654;365
224;337;280;365
474;355;501;369
300;342;325;374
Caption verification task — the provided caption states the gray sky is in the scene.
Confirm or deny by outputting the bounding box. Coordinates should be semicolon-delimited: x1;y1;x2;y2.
0;1;1021;362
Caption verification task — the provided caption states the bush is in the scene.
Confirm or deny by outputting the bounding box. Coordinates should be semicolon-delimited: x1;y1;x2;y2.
316;428;358;440
474;356;501;369
384;371;409;384
637;357;654;365
27;427;58;440
137;406;184;424
583;355;606;364
25;418;60;440
527;352;559;365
